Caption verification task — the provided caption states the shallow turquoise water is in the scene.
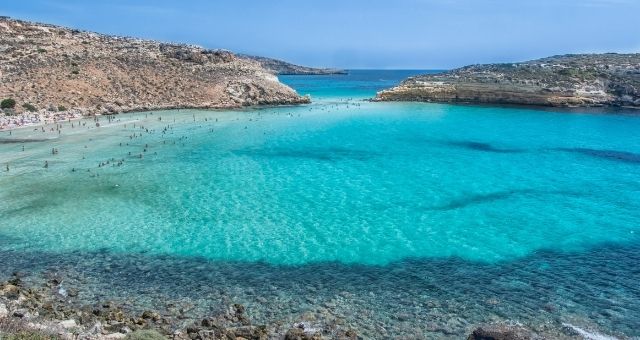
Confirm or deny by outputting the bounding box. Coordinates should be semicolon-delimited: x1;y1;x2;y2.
1;70;639;337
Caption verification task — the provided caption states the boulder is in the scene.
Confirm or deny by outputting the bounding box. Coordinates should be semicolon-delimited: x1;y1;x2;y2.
1;283;20;297
0;303;8;318
12;309;28;318
59;319;77;329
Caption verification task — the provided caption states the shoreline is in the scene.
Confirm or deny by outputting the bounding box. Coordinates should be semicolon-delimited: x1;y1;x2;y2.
2;242;636;340
368;97;640;115
0;270;593;340
0;99;311;132
4;97;640;133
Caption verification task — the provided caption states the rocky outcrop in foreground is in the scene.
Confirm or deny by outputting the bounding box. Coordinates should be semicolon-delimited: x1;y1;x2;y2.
0;17;310;119
239;55;346;75
0;274;357;340
375;54;640;108
0;273;616;340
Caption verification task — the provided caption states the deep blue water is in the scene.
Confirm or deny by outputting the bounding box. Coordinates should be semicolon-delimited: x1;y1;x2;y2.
280;69;439;99
0;70;639;338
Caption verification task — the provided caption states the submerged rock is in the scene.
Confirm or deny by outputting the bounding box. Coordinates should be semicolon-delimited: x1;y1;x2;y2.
467;324;533;340
12;308;28;318
1;284;20;300
285;327;322;340
141;310;160;322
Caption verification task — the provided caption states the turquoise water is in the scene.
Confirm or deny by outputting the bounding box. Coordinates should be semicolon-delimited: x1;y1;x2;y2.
1;70;640;337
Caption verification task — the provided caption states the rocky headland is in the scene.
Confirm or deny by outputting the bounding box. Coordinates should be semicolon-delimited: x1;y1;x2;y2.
375;54;640;108
238;55;346;75
0;17;310;129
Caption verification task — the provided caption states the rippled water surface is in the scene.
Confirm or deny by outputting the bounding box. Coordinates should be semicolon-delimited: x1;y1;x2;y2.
1;70;639;338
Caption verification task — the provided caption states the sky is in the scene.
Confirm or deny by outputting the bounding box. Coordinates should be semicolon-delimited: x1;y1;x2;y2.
2;0;639;69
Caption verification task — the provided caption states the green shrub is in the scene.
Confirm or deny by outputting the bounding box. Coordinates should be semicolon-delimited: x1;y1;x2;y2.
123;330;166;340
71;70;79;75
1;98;16;109
22;103;37;112
1;331;59;340
57;105;67;111
36;48;46;53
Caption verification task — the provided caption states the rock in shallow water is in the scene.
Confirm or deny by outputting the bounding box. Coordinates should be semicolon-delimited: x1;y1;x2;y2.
467;324;533;340
12;309;28;318
123;329;167;340
1;283;20;300
285;327;322;340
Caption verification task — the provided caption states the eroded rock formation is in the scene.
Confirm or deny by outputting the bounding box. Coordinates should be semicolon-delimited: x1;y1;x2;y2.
376;54;640;108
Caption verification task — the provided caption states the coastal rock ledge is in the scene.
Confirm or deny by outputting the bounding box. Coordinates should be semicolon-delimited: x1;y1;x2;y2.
375;54;640;108
0;17;309;119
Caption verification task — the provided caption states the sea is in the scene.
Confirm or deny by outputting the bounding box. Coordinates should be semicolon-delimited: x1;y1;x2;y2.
1;70;639;338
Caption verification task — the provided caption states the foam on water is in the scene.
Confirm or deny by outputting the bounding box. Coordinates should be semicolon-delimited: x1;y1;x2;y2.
0;70;639;337
561;323;620;340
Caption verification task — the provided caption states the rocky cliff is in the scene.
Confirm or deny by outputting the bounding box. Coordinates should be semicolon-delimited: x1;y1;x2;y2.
239;54;346;75
375;54;640;108
0;17;310;118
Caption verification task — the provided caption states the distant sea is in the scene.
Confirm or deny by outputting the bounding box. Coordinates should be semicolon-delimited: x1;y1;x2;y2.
1;70;639;338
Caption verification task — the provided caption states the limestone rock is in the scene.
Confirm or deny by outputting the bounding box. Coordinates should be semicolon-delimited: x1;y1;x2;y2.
58;319;77;329
376;54;640;108
239;54;346;75
0;302;8;318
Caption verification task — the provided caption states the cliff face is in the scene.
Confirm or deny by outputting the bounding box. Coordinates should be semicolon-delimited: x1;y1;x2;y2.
239;54;346;75
0;18;310;116
375;54;640;108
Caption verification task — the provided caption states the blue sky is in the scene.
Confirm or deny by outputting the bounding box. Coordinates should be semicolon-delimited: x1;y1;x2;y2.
2;0;639;69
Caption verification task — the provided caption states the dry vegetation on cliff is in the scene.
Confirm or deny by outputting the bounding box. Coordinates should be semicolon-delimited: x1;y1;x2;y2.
0;17;309;127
